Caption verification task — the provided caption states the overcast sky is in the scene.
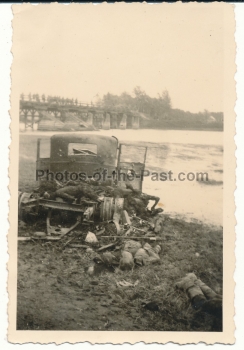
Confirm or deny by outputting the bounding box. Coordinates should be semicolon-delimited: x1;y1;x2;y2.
13;3;226;113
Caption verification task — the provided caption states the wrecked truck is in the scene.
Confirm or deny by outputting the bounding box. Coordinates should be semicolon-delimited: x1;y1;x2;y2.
18;133;161;239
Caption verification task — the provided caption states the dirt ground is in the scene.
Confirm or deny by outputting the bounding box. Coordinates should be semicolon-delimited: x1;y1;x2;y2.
17;216;223;332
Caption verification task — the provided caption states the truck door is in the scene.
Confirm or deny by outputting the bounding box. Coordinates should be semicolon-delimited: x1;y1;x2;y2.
117;143;147;191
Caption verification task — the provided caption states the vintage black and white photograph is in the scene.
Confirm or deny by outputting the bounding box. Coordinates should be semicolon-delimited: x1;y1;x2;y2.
8;3;236;344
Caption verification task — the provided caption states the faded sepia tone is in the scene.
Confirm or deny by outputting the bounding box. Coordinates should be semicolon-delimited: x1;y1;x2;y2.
9;3;236;344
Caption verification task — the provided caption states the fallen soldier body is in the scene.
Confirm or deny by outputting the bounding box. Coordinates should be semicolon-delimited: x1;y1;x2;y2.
55;184;100;202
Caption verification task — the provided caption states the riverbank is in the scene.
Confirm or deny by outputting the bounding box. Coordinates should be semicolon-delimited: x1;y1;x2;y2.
17;216;222;331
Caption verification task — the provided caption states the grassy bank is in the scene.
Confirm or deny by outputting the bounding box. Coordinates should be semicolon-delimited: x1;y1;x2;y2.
17;217;222;331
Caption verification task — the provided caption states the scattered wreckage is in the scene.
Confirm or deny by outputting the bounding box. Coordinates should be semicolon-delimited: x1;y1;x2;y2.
18;133;164;247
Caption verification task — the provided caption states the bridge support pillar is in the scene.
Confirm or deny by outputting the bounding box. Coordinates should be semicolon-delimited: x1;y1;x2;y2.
119;113;127;129
132;115;139;129
111;113;118;129
102;113;110;130
96;113;103;129
87;112;93;125
60;110;66;122
25;111;34;130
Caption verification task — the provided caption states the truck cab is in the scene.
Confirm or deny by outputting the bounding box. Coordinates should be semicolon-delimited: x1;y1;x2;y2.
37;133;147;191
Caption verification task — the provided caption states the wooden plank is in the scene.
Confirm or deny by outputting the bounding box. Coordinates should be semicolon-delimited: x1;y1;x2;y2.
97;242;117;252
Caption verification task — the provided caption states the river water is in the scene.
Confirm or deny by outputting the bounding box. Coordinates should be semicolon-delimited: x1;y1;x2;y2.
21;129;223;226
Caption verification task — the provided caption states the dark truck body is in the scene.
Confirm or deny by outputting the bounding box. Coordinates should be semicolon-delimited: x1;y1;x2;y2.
19;134;162;239
36;133;147;191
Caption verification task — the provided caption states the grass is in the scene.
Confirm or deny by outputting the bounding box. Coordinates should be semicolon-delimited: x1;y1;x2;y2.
17;216;223;331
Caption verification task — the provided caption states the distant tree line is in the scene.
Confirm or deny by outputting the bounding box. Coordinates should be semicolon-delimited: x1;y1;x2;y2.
98;87;223;131
98;86;171;118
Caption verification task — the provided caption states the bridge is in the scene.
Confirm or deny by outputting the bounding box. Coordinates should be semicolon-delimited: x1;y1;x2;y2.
19;94;140;131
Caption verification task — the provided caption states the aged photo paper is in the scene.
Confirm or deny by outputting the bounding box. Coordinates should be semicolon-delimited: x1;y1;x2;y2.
8;2;236;344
